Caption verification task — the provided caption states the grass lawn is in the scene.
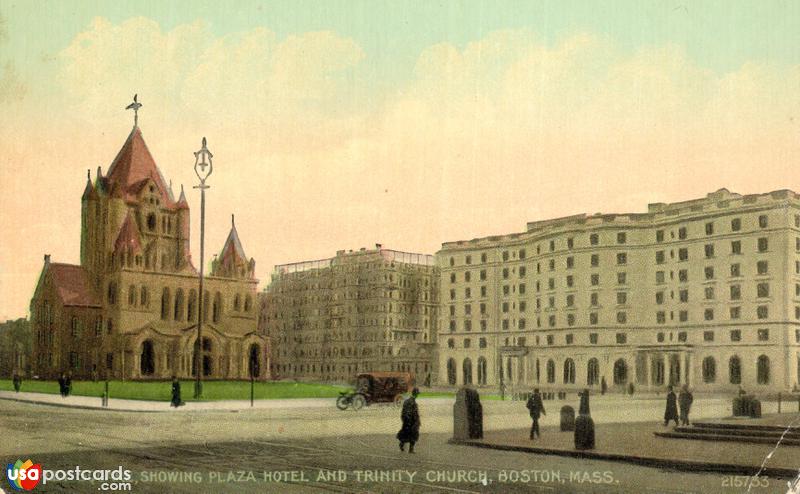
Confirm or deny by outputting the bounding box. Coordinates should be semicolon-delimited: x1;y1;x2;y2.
0;379;348;402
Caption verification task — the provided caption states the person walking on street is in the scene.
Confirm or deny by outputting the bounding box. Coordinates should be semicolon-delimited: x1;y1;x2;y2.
58;373;67;398
12;372;22;393
678;385;694;426
170;376;184;408
65;372;73;397
397;388;421;453
526;388;546;439
664;385;679;426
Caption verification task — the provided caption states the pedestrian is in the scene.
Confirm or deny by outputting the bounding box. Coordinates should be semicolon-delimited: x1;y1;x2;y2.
526;388;546;439
397;387;421;453
678;384;693;425
12;372;22;393
170;376;184;408
65;372;73;397
58;373;67;398
664;385;679;426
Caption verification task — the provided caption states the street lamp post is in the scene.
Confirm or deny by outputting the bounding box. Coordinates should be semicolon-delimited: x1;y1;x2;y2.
193;137;213;399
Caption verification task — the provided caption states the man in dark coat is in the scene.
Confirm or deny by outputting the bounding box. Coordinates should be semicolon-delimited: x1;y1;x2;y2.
12;372;21;393
526;388;546;439
64;372;73;397
171;376;183;408
58;373;67;398
664;385;679;426
678;385;693;425
397;388;420;453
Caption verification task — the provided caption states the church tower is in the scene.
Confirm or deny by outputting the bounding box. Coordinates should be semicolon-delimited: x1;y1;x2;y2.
80;125;195;280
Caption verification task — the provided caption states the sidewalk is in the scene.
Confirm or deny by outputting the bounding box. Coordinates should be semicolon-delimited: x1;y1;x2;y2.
0;390;455;412
451;418;800;479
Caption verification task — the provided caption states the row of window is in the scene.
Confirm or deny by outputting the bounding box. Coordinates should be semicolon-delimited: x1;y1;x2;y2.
448;261;780;302
445;354;777;387
447;214;784;267
449;282;786;318
449;300;779;331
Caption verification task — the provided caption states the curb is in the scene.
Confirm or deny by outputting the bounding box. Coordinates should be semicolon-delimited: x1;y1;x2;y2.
0;395;170;413
448;438;799;479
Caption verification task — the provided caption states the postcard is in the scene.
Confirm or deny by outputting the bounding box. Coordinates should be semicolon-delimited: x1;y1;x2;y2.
1;1;799;493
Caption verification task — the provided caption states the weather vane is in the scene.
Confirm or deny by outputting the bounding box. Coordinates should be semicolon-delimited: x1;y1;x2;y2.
125;94;142;127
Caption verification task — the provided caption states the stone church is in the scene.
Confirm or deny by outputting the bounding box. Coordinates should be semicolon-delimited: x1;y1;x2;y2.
30;119;268;380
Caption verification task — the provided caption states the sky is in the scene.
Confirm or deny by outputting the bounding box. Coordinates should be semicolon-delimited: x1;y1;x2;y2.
0;0;799;320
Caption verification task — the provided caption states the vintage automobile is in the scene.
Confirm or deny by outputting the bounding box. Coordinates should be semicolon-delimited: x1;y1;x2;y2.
336;372;415;411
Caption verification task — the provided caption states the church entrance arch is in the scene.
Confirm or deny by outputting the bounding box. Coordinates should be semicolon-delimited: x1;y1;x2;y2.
140;340;155;376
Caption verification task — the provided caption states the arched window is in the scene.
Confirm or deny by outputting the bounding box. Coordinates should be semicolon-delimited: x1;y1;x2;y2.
187;289;197;322
160;288;170;320
477;357;487;385
140;286;148;307
757;355;770;384
244;295;252;312
546;359;555;383
234;294;241;311
729;356;742;384
463;358;473;385
108;282;117;305
702;356;716;383
447;358;457;385
212;292;222;323
563;358;576;384
140;340;155;376
147;213;156;232
613;359;628;385
174;288;184;321
587;358;599;386
128;285;137;306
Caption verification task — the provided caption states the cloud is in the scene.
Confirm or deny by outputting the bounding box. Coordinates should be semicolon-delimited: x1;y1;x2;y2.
1;20;799;320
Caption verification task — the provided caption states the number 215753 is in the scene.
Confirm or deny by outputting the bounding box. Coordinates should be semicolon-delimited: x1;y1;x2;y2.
721;475;769;488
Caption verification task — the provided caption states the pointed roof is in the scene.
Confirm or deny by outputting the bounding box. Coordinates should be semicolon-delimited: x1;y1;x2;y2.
114;212;143;253
220;216;247;264
176;184;189;209
106;127;173;206
82;175;95;200
47;263;101;308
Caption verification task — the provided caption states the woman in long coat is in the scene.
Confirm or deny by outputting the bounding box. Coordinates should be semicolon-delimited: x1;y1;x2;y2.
397;388;420;453
663;385;679;426
170;376;183;407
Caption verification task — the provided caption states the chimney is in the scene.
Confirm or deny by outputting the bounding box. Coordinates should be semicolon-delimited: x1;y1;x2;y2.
44;254;51;265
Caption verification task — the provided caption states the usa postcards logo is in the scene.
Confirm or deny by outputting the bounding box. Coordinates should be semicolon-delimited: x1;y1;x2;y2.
6;459;42;491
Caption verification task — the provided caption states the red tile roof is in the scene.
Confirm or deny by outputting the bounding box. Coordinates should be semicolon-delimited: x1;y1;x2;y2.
48;263;101;308
106;127;174;207
114;212;142;253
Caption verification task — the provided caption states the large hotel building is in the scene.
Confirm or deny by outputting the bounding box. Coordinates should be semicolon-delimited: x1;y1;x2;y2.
260;245;439;383
437;189;800;393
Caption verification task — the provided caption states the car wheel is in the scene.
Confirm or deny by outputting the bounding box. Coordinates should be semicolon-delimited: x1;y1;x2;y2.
351;394;366;411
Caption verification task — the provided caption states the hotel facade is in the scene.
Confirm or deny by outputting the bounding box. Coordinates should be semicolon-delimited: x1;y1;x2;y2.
437;189;800;393
260;245;439;384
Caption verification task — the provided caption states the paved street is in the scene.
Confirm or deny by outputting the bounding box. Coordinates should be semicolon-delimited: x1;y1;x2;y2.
1;395;798;493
